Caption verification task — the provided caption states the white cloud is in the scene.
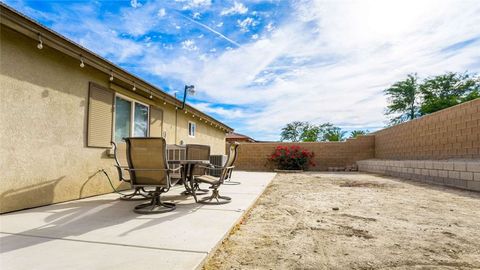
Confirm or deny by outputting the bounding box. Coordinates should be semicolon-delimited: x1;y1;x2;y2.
251;34;259;40
237;17;257;32
130;0;142;8
266;22;274;32
157;8;166;17
48;7;144;61
118;3;164;36
143;0;480;140
191;103;246;119
221;1;248;16
181;39;198;51
178;0;211;10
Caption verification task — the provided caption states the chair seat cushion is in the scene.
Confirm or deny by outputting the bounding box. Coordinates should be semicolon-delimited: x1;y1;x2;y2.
196;175;220;185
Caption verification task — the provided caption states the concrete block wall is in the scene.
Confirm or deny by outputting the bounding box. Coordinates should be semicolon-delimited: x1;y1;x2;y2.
357;99;480;192
357;159;480;191
235;135;375;171
374;98;480;160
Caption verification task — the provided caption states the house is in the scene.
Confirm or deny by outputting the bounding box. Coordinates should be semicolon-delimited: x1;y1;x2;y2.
226;132;256;143
0;4;233;213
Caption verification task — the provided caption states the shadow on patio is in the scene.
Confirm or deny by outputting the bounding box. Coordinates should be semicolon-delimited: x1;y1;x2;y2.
0;171;277;270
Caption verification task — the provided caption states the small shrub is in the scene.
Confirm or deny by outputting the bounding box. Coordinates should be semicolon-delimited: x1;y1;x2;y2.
268;145;315;170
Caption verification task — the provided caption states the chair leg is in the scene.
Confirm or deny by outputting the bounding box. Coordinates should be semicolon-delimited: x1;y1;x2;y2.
198;187;231;205
133;188;176;214
223;171;240;185
181;182;209;196
119;187;152;201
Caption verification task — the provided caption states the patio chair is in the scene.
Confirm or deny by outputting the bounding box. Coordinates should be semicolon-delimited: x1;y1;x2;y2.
124;137;182;214
224;142;240;185
185;144;211;194
112;141;151;200
194;142;240;204
186;144;211;175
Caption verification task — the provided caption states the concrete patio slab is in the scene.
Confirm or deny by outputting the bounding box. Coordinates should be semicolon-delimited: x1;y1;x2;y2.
0;171;276;270
0;233;206;270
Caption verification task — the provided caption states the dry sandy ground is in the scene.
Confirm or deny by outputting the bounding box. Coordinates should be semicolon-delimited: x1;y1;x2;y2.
204;172;480;270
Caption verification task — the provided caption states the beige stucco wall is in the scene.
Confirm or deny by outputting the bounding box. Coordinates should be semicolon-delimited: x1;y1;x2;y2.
0;26;226;213
161;102;226;155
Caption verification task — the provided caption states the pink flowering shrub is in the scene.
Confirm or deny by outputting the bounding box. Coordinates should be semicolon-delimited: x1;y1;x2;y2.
268;145;315;170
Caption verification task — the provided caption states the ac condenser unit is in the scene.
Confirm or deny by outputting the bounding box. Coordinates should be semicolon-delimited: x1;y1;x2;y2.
209;155;228;177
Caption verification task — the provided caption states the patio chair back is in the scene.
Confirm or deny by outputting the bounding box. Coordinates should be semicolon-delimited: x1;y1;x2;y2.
125;137;169;187
186;144;211;176
114;142;128;165
226;142;240;180
112;141;131;182
221;143;240;180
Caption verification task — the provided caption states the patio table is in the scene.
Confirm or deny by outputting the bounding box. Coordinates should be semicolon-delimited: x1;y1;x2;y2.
168;159;211;202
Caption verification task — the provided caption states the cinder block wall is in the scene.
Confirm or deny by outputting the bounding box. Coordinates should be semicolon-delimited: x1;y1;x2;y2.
358;98;480;192
374;98;480;159
235;135;375;171
357;160;480;191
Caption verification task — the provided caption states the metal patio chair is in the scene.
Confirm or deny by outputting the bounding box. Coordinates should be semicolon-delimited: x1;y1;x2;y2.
124;137;182;214
112;141;151;200
224;142;241;185
185;144;211;194
194;142;240;204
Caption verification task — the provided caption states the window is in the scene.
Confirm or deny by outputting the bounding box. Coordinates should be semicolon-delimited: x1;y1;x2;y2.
114;94;149;142
188;121;196;137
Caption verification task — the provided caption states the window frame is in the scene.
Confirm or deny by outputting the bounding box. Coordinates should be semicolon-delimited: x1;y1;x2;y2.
188;121;196;138
113;93;150;141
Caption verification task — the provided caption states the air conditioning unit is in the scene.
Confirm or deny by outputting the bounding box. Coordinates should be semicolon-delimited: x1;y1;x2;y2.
209;155;228;177
167;144;186;180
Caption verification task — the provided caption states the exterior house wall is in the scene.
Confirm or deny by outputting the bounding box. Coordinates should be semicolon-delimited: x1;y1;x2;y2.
235;136;375;171
162;108;226;155
0;26;225;213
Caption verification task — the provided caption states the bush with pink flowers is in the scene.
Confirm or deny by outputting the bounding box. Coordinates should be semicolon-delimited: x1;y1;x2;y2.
268;145;315;170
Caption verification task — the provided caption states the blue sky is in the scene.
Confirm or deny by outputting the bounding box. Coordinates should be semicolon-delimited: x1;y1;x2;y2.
4;0;480;140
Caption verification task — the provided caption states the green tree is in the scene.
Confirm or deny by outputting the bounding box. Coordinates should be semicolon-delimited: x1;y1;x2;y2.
350;130;369;138
280;121;348;142
317;123;338;141
299;123;321;142
280;121;306;142
384;73;420;125
323;127;347;142
419;72;479;115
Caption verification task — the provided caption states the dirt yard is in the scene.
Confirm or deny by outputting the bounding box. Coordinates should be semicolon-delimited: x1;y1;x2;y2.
204;172;480;270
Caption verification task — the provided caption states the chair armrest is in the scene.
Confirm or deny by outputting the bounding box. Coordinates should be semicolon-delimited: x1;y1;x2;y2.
200;165;235;171
169;167;182;172
126;168;172;172
197;164;215;170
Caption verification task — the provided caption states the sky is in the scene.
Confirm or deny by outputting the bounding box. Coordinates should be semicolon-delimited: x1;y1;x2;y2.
4;0;480;141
